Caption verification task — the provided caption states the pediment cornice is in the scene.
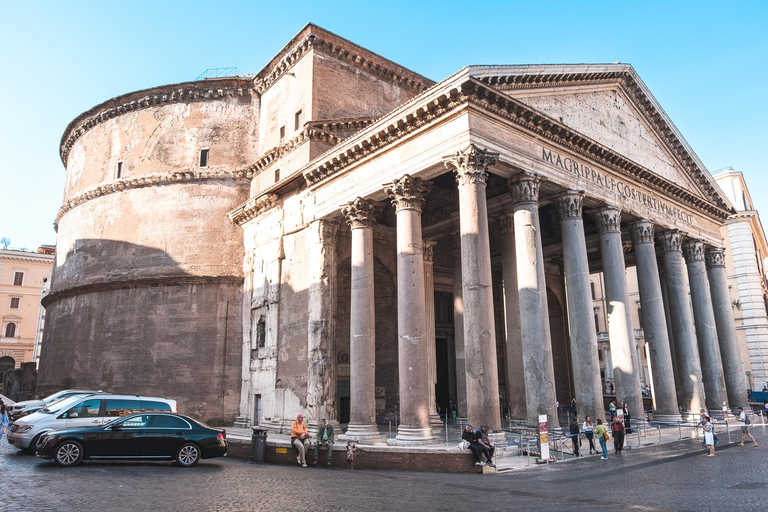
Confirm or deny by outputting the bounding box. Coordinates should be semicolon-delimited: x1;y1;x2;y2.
227;193;281;226
294;75;731;222
473;66;729;213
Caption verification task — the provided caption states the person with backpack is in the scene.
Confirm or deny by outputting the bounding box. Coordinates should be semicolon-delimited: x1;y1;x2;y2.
612;415;625;454
594;418;608;460
737;407;759;447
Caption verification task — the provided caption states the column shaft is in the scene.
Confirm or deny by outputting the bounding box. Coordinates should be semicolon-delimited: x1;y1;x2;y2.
498;214;526;421
706;248;750;408
630;221;680;419
449;232;468;418
306;220;338;425
423;240;442;430
384;175;435;444
684;241;728;412
659;231;706;415
555;192;603;424
510;173;557;427
445;145;501;429
595;206;644;419
340;199;381;441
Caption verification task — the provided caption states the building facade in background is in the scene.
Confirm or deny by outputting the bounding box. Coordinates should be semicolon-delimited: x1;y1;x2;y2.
42;24;751;437
713;168;768;390
0;246;54;382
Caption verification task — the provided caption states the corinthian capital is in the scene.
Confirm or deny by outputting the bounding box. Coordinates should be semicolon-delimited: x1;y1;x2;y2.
554;191;584;221
340;198;382;229
383;174;433;213
495;211;515;235
682;240;705;262
423;240;437;262
594;205;622;234
448;230;461;250
657;230;683;253
509;172;542;205
629;219;655;245
705;247;726;268
443;144;499;187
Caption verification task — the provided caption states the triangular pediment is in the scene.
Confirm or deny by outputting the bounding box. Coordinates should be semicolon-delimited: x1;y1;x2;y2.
468;65;730;210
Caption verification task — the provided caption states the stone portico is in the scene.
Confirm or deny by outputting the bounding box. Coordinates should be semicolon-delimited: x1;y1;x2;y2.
228;24;745;437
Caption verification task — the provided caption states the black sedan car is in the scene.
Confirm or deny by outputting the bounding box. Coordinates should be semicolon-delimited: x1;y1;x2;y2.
35;412;227;467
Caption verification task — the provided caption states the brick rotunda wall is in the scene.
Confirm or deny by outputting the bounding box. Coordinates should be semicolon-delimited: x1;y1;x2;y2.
37;78;257;424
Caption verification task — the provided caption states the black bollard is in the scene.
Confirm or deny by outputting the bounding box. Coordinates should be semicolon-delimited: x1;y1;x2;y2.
248;426;268;464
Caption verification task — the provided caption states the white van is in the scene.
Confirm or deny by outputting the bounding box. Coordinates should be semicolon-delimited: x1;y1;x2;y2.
7;393;177;451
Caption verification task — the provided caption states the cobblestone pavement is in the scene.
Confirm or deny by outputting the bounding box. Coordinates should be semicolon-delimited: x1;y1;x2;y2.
1;428;766;512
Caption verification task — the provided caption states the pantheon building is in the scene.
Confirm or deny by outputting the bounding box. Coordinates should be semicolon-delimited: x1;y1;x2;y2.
39;24;748;439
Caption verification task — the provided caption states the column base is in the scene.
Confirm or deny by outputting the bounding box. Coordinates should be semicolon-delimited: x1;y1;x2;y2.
338;423;385;444
680;410;702;421
429;414;444;436
387;425;439;446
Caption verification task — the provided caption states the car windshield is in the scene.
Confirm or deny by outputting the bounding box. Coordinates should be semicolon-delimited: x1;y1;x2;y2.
41;390;71;404
39;395;87;414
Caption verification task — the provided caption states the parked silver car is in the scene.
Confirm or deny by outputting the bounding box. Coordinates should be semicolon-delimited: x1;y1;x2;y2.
9;390;102;420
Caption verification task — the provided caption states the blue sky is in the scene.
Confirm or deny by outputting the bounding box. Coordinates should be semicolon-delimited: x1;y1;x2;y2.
1;1;766;250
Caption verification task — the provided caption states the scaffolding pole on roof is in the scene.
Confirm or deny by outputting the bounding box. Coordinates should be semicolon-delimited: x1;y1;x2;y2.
196;67;241;80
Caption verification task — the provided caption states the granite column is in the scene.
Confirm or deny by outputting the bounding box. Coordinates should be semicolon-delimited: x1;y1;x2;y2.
497;213;526;421
449;231;468;418
383;175;436;444
339;199;382;441
658;230;705;416
444;145;501;429
629;220;680;419
594;206;644;419
705;248;750;408
509;172;557;427
684;240;729;412
554;191;603;424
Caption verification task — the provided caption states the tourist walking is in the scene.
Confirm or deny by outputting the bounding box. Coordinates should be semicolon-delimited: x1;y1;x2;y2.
612;416;625;454
291;414;311;467
313;417;334;466
570;398;577;419
737;407;759;447
595;419;608;459
569;417;581;457
702;413;716;457
583;416;596;454
609;400;616;420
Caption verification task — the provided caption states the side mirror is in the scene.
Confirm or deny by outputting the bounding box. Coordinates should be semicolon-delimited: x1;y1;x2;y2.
68;412;79;419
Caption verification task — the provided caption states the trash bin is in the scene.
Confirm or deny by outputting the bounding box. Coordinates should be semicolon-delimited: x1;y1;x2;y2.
249;427;268;464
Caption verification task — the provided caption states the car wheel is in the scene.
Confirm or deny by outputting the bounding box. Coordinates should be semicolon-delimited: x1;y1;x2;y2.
26;434;42;454
54;440;83;467
175;443;201;467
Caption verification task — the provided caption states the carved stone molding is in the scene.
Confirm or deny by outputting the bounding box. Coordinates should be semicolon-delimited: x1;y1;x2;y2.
443;144;499;187
228;193;281;226
682;240;705;262
657;230;683;253
509;172;542;206
554;191;584;221
340;198;382;229
594;206;622;234
629;220;655;245
705;247;726;268
448;230;461;250
423;240;437;262
317;219;339;243
55;170;249;231
496;212;514;235
383;174;433;213
60;79;254;167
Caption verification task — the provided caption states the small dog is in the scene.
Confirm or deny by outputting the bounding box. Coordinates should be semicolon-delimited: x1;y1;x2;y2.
346;441;357;469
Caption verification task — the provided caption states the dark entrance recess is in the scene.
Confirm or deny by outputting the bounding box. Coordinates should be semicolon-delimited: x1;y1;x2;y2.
435;338;450;415
337;380;350;424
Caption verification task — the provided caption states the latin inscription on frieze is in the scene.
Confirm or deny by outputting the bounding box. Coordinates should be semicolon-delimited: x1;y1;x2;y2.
542;148;693;225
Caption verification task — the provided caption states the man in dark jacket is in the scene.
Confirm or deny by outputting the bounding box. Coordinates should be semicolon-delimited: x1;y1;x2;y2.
569;417;581;457
314;417;335;466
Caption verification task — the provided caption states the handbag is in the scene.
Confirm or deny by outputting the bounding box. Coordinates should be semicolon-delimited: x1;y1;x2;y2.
604;431;610;440
458;440;470;450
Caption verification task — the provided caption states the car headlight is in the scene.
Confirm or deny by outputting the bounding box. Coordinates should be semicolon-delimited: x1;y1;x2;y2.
19;426;34;432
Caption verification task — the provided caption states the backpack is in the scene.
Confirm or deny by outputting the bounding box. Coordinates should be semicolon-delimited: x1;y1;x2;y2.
744;414;751;425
